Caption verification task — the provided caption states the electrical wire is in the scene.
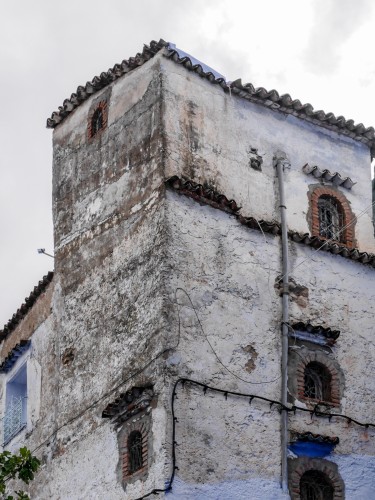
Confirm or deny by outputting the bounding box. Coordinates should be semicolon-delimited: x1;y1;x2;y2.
278;198;375;282
30;347;173;456
179;378;375;427
6;183;371;496
17;283;374;498
28;288;185;456
134;376;375;500
176;287;281;385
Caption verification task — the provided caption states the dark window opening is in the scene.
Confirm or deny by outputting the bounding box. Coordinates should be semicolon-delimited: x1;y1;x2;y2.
91;108;104;137
318;196;344;241
128;431;143;474
304;362;332;401
300;470;334;500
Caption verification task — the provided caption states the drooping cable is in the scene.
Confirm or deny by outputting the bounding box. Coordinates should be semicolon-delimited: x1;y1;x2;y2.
176;287;281;385
134;376;375;499
278;198;375;281
19;285;375;497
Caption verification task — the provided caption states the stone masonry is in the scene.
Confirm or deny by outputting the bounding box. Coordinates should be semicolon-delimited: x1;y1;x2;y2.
1;40;375;499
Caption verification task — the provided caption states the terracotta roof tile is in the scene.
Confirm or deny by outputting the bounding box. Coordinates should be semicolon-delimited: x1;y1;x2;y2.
0;340;31;373
102;386;153;422
302;163;356;189
167;176;240;214
293;432;339;445
292;322;340;342
47;40;375;156
46;39;168;128
167;176;375;268
0;272;54;341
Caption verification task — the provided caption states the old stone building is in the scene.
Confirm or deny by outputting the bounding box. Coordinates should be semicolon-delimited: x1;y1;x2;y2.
1;39;375;499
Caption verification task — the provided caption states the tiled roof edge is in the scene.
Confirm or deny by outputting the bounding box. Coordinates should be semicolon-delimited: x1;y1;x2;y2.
292;431;339;445
102;386;154;419
46;39;168;128
47;40;375;155
166;176;375;268
291;322;340;341
302;164;356;189
166;50;375;155
0;271;54;341
167;175;241;214
0;340;31;373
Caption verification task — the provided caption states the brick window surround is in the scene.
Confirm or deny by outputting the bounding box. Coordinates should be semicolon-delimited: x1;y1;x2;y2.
289;457;344;499
119;410;151;484
309;186;356;248
87;100;108;139
289;348;343;408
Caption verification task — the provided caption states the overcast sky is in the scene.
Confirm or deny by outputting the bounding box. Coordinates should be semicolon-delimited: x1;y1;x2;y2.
1;0;375;326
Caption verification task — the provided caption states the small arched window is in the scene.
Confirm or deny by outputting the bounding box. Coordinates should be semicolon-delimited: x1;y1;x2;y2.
309;186;355;248
304;362;332;401
88;100;108;139
127;430;143;474
300;470;334;500
91;107;104;137
318;195;344;241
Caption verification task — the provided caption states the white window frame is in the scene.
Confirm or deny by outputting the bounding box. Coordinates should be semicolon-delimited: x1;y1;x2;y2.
0;345;41;450
3;360;28;445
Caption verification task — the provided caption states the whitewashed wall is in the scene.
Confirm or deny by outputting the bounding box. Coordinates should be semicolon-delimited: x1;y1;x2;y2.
161;55;374;253
161;53;375;499
2;50;374;499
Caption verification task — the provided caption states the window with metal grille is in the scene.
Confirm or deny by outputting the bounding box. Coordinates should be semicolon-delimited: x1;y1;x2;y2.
128;431;143;474
3;363;27;445
91;107;104;137
318;196;344;241
300;470;334;500
304;362;332;401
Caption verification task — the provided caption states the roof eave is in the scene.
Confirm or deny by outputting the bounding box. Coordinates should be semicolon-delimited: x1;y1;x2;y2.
46;39;375;156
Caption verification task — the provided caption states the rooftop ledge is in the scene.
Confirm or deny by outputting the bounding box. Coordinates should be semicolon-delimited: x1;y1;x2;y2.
46;39;375;157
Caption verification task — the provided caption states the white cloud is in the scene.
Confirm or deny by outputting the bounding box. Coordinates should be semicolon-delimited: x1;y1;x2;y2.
303;0;374;74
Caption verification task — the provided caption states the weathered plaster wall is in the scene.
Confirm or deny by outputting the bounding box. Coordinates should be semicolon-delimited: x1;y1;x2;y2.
24;56;170;498
164;192;283;491
331;454;375;499
52;55;166;402
24;398;169;500
163;190;375;498
168;476;288;499
2;51;375;499
161;54;375;497
0;282;54;359
162;187;375;496
160;55;375;253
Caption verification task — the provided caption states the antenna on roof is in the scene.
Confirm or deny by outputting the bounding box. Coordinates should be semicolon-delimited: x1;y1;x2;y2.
37;248;54;259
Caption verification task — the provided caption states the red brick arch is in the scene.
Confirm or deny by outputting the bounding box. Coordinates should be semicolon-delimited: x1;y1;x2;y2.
121;417;150;480
289;457;344;499
295;350;342;407
118;410;152;485
87;100;108;140
309;186;356;248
